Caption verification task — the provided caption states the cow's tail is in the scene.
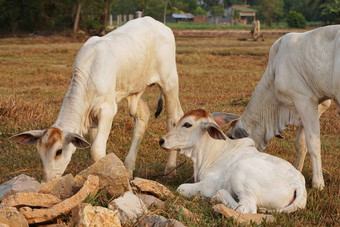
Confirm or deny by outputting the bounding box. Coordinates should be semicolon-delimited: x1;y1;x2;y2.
155;92;164;118
278;175;307;213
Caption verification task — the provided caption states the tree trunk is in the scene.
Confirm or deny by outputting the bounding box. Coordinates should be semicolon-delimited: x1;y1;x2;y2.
103;0;110;27
73;2;82;34
163;0;169;23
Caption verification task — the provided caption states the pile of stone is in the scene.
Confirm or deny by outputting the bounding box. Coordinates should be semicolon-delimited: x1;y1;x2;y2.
0;153;275;226
0;153;188;226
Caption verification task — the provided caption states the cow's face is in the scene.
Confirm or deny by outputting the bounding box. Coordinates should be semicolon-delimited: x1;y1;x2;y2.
159;109;226;157
9;127;90;182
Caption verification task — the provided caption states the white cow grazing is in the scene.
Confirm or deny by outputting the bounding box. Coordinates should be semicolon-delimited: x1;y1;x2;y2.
159;109;307;214
224;25;340;189
9;17;183;182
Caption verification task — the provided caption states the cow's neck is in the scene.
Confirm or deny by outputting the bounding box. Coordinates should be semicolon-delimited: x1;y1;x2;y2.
191;135;229;182
54;72;91;135
239;70;294;151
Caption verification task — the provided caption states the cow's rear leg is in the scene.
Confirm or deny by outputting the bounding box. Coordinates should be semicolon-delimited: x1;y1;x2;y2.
161;88;183;177
211;189;239;210
294;100;331;171
124;98;150;179
91;102;117;162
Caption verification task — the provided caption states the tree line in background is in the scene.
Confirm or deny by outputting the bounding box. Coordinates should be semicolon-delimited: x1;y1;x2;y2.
0;0;339;35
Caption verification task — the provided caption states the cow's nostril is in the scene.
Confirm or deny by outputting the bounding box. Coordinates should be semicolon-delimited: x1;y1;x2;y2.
159;138;165;146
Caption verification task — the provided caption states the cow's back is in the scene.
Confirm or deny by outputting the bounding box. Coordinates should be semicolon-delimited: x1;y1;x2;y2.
73;17;177;100
273;25;340;103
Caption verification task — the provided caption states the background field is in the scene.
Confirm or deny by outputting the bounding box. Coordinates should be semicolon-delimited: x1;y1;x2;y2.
0;31;339;226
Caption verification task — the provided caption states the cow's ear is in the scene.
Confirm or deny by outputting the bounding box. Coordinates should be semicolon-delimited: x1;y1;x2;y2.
210;112;240;129
225;119;249;139
8;130;44;145
202;122;227;140
65;133;90;149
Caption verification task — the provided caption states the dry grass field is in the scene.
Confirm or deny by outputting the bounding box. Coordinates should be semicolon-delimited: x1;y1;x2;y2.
0;31;339;226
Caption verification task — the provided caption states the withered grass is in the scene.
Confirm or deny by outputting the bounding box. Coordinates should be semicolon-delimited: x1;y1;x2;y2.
0;33;339;226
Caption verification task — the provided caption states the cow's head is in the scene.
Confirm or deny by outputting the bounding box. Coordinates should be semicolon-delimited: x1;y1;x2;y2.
9;127;90;182
159;109;226;157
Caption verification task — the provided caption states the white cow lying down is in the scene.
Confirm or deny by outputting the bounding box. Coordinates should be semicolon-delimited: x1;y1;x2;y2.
159;109;306;213
9;17;183;182
223;25;340;189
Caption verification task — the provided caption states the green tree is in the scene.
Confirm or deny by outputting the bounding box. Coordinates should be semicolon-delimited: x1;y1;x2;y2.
286;10;306;28
193;6;207;15
144;0;165;21
320;0;340;24
201;0;220;11
255;0;283;26
211;5;225;24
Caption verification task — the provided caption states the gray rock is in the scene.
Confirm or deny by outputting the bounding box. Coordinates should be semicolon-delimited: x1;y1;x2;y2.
0;175;40;201
137;215;186;227
108;191;148;225
137;194;165;209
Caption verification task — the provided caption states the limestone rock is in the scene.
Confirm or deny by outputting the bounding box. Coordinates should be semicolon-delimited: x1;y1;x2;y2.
74;153;129;197
137;215;185;227
131;178;174;199
137;194;165;209
1;192;61;208
36;224;67;227
19;175;99;224
39;174;74;199
71;203;121;227
108;191;148;225
213;204;275;224
0;175;40;201
0;206;28;227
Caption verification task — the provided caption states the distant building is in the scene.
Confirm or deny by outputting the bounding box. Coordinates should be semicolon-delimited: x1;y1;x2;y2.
232;5;256;25
167;13;194;23
194;15;206;23
206;5;256;25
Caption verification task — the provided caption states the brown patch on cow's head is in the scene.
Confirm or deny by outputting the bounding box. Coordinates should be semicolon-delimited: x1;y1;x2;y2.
180;109;210;122
38;127;63;156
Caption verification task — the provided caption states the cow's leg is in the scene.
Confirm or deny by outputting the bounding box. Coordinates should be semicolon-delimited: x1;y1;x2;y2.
211;189;239;210
294;126;307;171
236;198;257;214
124;99;150;179
295;100;324;189
160;87;183;176
90;102;117;162
177;182;204;198
294;100;330;171
90;118;98;143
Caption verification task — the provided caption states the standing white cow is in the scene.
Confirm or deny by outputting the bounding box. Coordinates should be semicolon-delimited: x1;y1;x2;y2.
224;25;340;189
159;109;307;213
9;17;183;181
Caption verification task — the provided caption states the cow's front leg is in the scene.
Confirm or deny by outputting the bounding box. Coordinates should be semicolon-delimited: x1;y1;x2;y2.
177;182;205;198
91;102;117;162
295;99;324;189
162;88;184;177
211;189;239;210
294;100;330;171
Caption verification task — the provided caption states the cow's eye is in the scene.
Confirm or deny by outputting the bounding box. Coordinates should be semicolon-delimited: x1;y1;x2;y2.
183;122;192;128
56;149;62;156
